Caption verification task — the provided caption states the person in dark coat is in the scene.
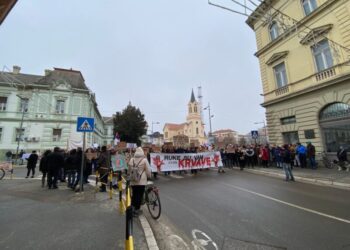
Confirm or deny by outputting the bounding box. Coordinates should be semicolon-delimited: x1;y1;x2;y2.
64;149;77;188
282;145;295;182
39;150;51;187
47;147;64;189
26;151;38;178
72;148;83;191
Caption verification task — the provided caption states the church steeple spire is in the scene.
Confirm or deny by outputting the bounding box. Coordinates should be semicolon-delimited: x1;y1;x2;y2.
190;89;196;103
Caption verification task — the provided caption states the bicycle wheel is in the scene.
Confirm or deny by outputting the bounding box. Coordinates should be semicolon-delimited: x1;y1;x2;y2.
0;169;5;180
146;188;161;220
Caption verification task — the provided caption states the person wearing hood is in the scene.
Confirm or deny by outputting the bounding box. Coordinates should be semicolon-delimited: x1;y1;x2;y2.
128;147;151;216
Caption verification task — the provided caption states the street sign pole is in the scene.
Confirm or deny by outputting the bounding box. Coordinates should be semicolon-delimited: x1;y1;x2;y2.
76;116;94;193
80;132;86;193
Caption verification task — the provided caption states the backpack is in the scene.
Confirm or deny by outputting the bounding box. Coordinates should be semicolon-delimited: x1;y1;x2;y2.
131;158;144;182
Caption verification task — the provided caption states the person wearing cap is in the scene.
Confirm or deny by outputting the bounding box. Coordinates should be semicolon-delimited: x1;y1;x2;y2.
128;147;151;217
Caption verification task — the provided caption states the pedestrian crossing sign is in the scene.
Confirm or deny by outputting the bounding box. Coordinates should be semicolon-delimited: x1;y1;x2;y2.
77;117;95;132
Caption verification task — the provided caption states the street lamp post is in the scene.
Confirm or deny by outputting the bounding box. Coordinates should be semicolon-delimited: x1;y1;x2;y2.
204;103;214;141
151;121;160;144
15;95;26;167
254;120;267;144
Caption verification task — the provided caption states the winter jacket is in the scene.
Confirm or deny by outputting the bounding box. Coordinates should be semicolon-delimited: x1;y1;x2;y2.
47;152;64;172
128;148;151;186
39;156;49;173
27;153;38;168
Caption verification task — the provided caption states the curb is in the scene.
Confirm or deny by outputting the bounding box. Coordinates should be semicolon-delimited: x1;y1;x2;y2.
139;214;159;250
242;168;350;190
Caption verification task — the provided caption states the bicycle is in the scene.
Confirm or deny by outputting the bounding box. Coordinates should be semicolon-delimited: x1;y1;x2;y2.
321;152;350;171
141;181;161;220
0;162;13;180
321;152;335;169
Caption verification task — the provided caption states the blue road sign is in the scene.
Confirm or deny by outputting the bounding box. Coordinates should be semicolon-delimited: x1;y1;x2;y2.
77;117;95;132
251;130;259;139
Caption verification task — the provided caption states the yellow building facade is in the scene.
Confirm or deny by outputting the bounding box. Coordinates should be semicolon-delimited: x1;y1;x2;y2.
163;90;207;146
247;0;350;153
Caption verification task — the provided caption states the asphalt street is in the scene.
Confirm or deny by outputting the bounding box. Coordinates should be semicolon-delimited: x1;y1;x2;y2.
0;167;147;250
153;168;350;250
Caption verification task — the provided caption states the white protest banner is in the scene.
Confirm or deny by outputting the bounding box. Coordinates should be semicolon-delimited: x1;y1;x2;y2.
111;154;127;171
126;143;137;149
150;152;223;172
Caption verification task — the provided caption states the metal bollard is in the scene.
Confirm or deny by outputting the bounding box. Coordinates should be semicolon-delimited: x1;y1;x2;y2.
125;180;133;250
118;172;122;202
95;171;99;193
109;170;113;199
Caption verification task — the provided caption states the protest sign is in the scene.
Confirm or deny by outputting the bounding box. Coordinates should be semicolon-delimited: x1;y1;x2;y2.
111;154;127;171
150;152;222;172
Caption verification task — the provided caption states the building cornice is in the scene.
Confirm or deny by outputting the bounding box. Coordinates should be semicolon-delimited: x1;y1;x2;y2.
261;72;350;107
254;0;338;58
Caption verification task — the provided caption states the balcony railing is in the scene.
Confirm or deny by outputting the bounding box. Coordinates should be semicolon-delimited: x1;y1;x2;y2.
315;67;336;81
275;85;289;96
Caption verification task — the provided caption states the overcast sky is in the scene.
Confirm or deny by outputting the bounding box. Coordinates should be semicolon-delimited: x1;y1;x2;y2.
0;0;265;135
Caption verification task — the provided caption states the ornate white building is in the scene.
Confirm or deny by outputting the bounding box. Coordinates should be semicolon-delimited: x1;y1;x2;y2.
0;66;114;160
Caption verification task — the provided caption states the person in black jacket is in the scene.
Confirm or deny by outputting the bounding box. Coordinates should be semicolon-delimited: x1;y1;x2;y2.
65;149;77;188
39;150;51;187
282;145;295;182
47;147;64;189
26;151;38;178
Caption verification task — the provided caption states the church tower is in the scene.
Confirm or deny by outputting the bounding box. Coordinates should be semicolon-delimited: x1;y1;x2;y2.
186;89;206;145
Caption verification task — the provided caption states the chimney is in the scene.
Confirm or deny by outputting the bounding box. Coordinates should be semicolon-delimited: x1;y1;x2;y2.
13;65;21;74
45;69;52;76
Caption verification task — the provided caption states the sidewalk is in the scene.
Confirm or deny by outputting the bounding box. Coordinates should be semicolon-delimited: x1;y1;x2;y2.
0;176;148;250
241;166;350;189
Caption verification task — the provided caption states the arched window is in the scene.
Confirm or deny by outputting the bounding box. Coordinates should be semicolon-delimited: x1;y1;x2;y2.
194;105;197;113
319;102;350;121
189;106;192;113
196;127;199;135
269;22;279;41
302;0;317;16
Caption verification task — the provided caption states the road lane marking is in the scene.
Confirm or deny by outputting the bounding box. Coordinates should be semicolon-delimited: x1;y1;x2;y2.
191;229;218;250
223;183;350;224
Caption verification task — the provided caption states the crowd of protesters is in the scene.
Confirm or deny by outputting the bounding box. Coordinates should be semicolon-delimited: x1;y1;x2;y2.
18;146;106;191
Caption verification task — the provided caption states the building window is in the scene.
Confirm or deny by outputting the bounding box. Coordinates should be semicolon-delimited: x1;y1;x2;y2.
196;128;199;135
282;131;299;144
189;106;192;113
165;132;168;138
269;22;279;41
19;98;29;112
302;0;317;16
273;62;288;88
53;129;62;141
194;105;197;113
280;116;296;125
15;128;25;142
55;100;65;114
0;97;7;111
0;128;2;141
312;40;333;72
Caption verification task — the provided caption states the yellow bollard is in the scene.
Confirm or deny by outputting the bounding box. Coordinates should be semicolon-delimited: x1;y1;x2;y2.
125;181;134;250
125;236;134;250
